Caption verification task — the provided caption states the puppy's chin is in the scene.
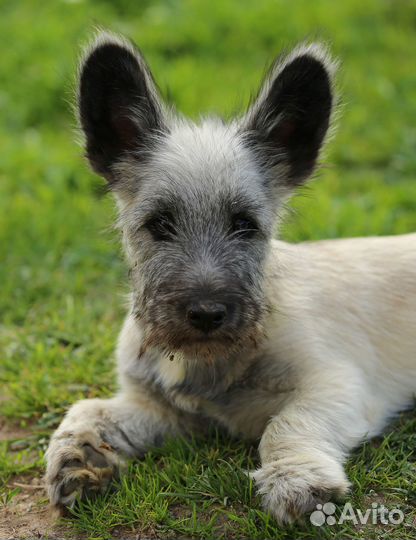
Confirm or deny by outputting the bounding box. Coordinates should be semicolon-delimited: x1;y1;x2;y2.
139;321;265;362
173;338;238;362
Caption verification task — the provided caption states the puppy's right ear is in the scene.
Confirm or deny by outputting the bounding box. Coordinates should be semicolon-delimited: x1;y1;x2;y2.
78;32;166;183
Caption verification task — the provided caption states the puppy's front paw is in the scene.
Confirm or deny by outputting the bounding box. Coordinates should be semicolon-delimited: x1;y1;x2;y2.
45;428;122;509
252;451;349;525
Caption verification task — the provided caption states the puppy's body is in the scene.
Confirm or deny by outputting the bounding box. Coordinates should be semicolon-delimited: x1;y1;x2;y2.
45;33;416;524
118;233;416;439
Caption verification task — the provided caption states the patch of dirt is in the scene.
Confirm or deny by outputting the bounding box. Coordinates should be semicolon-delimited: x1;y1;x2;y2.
0;475;76;539
0;419;32;443
1;421;164;539
0;472;161;540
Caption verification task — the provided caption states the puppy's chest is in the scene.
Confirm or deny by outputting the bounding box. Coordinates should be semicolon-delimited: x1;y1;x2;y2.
133;351;295;438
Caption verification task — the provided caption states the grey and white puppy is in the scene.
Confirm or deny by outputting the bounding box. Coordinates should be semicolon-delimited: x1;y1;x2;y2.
45;32;416;524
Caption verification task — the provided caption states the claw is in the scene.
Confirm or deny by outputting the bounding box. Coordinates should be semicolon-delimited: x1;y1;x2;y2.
45;434;120;509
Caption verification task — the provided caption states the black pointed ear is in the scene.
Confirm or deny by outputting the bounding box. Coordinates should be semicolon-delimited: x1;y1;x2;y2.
242;43;336;187
78;33;166;182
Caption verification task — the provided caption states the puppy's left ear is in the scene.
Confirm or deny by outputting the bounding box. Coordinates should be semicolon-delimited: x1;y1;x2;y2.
241;43;336;188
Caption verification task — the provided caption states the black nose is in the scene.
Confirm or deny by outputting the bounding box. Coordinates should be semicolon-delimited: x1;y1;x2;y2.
186;301;227;333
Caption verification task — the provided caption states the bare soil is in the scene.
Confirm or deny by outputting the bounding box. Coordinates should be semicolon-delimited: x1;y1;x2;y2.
0;475;75;540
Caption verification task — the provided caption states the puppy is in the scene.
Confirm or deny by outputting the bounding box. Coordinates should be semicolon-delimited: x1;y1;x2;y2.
45;32;416;524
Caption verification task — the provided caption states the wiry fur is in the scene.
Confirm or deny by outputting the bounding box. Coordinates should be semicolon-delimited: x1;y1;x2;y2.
45;32;416;525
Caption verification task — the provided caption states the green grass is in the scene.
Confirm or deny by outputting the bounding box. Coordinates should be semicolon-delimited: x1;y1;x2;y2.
66;424;416;540
1;0;416;538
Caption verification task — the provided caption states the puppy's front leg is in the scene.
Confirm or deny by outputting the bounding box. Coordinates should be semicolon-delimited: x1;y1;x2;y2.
252;365;377;524
45;389;184;509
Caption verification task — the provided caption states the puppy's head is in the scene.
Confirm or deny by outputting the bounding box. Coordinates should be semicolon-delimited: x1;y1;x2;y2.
78;32;336;360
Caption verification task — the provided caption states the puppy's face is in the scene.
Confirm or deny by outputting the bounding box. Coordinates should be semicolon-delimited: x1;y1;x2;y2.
115;122;273;359
78;33;334;359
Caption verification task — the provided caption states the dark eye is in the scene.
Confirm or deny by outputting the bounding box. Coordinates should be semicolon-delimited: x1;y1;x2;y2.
145;212;176;241
230;214;258;238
